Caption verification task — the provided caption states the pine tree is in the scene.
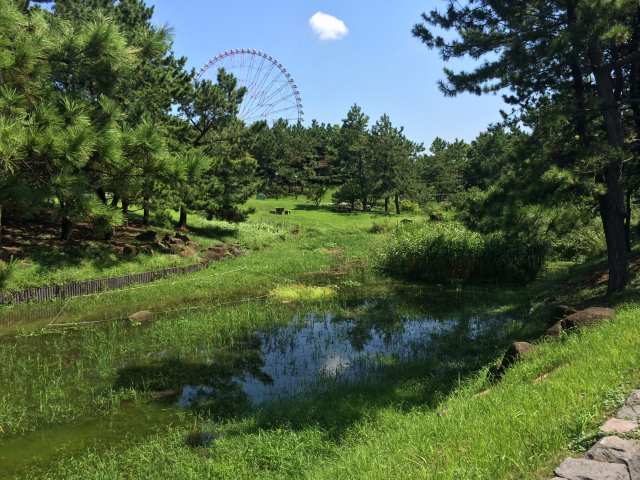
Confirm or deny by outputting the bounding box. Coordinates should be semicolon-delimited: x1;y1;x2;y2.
414;0;640;293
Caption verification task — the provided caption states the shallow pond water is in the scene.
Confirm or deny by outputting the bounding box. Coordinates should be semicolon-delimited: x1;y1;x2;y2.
0;289;520;477
179;308;506;407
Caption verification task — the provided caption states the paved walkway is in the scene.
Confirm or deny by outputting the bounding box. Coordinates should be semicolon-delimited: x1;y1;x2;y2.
551;389;640;480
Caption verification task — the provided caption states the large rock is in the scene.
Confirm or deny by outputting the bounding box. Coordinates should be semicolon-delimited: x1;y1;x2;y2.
128;310;153;323
546;321;564;337
562;307;615;329
488;341;533;380
617;390;640;422
601;418;639;434
586;436;640;480
555;457;630;480
502;341;533;367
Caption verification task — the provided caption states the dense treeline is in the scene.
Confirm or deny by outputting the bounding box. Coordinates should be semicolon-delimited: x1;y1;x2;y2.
0;0;257;241
4;0;640;294
412;0;640;294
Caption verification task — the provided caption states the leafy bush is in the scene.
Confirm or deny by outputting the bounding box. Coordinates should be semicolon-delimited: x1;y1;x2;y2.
90;202;123;241
153;209;174;228
550;220;606;261
376;223;546;284
400;199;421;214
369;221;390;234
0;257;17;289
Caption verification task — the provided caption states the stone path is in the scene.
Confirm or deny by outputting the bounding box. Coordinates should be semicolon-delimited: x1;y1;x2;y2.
551;389;640;480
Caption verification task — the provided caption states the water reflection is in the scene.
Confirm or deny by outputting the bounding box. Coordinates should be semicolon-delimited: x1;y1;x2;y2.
180;299;512;407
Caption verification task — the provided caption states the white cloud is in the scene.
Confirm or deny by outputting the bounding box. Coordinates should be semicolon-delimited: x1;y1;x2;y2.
309;11;349;41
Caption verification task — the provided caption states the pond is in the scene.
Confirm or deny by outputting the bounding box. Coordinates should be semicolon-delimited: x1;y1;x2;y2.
0;289;522;477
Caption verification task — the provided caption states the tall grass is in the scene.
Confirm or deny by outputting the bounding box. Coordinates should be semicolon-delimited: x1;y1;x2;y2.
376;223;547;284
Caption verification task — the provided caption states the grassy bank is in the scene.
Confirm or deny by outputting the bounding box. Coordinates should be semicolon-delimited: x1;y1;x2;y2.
2;198;640;479
35;303;640;480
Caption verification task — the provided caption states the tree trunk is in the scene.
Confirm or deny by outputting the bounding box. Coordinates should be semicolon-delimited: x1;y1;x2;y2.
111;195;119;208
384;197;389;213
625;190;632;252
122;199;129;226
0;203;3;245
178;206;187;230
60;216;73;241
590;42;629;293
96;187;107;205
394;194;401;214
143;196;150;226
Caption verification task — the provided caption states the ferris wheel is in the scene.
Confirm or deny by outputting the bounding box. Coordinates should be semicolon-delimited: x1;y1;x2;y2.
198;48;304;125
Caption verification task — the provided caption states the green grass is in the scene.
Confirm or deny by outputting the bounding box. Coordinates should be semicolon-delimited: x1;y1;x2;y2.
2;196;640;479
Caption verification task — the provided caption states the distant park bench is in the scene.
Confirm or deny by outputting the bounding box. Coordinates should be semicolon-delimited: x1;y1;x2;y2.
271;207;290;215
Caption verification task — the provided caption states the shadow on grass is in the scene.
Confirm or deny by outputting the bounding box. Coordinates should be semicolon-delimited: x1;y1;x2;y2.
179;222;238;240
111;290;543;443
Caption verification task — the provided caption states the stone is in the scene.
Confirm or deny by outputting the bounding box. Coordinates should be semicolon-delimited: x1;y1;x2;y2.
562;307;615;330
502;341;533;367
136;230;157;242
617;404;640;421
128;310;153;323
555;457;630;480
149;389;179;401
174;232;190;242
488;341;533;381
547;321;564;337
627;390;640;406
586;436;640;480
601;418;639;434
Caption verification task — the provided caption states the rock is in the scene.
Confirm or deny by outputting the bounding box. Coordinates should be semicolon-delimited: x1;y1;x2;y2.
488;341;533;381
601;418;639;434
174;232;190;242
586;436;640;480
128;310;153;323
617;404;640;422
122;244;138;257
150;389;179;400
555;457;630;480
546;321;564;337
136;230;157;242
204;245;227;262
502;341;533;368
562;307;615;330
627;390;640;406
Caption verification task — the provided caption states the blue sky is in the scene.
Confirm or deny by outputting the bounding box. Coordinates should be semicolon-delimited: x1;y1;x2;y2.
147;0;507;147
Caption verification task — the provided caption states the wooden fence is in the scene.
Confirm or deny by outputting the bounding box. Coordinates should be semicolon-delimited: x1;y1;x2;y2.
0;262;208;305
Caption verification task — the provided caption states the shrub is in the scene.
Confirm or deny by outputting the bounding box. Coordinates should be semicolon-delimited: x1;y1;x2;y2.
375;223;546;284
400;199;421;214
0;257;17;289
368;222;390;234
90;202;123;241
550;221;606;261
153;209;174;228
